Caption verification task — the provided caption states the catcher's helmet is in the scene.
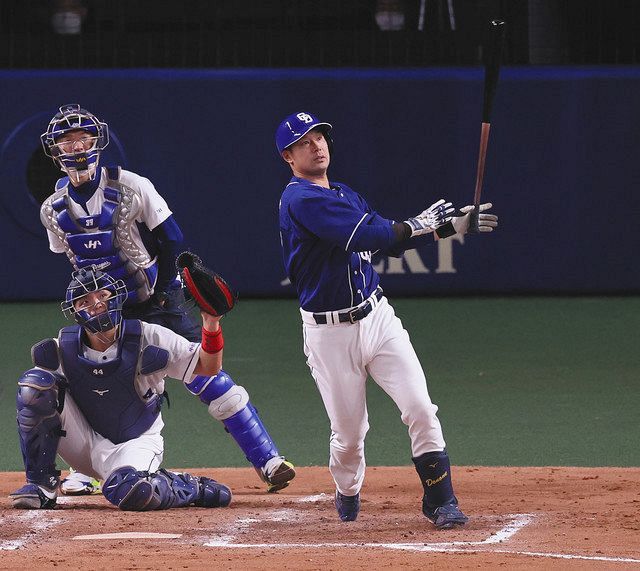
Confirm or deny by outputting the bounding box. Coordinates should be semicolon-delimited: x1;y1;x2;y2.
40;104;109;182
61;266;128;333
275;111;332;154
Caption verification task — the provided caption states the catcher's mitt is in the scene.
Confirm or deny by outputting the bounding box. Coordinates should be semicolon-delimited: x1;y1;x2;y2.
176;252;237;316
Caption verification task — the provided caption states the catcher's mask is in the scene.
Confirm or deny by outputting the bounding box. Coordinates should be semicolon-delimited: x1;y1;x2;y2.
275;111;333;156
41;103;109;184
61;266;128;334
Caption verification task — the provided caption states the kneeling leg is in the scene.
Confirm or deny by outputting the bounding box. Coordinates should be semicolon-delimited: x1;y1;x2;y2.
10;369;65;509
103;466;232;511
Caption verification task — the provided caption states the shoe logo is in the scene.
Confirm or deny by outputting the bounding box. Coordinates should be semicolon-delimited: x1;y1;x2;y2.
424;470;448;487
92;389;109;396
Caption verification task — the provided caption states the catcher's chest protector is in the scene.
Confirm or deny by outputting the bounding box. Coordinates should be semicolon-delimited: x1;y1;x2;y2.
58;320;162;444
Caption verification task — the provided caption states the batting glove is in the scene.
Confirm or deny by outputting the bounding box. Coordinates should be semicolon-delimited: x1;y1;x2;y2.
436;202;498;238
405;199;454;237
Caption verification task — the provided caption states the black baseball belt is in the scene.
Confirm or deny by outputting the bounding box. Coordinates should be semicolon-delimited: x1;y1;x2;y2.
313;287;383;325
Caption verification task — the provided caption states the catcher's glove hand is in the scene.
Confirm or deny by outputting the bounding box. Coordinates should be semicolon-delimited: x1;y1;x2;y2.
176;251;237;316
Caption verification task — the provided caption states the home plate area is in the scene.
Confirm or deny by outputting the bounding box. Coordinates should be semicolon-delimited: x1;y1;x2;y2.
2;466;640;569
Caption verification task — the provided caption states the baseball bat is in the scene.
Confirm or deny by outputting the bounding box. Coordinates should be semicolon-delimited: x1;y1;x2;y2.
473;19;506;209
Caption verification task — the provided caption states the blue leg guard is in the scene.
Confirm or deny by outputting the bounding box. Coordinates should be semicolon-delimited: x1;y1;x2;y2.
16;369;65;490
413;450;468;528
185;371;296;492
103;466;231;511
185;371;281;470
413;450;456;508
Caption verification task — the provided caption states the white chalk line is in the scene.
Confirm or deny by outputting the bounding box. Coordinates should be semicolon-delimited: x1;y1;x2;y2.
73;532;182;540
295;493;331;503
205;510;640;564
205;512;531;550
0;510;62;550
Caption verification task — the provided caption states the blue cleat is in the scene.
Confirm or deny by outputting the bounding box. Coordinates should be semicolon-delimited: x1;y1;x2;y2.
10;483;57;509
423;501;469;529
335;490;360;522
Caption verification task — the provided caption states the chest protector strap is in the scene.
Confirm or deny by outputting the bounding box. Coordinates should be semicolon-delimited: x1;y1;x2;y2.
31;339;61;371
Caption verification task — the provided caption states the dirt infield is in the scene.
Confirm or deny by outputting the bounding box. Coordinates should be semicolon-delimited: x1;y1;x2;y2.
1;466;639;570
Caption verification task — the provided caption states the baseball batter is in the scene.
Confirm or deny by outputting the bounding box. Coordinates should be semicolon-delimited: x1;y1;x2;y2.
275;112;498;527
37;104;295;494
10;267;232;510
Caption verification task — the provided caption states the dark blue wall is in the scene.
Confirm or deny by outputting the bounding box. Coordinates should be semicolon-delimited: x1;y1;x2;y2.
1;67;638;300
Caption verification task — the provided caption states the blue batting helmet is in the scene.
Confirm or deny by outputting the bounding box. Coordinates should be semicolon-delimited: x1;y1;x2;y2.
41;104;109;182
61;266;128;334
275;112;332;154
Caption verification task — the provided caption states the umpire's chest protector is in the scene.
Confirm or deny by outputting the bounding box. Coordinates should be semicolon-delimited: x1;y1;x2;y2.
58;320;163;444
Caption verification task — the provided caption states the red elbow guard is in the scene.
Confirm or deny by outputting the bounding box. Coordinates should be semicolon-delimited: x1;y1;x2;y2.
201;326;224;354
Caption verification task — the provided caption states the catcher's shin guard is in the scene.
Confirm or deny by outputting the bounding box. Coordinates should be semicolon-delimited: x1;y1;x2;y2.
103;466;231;511
16;369;64;490
185;371;294;490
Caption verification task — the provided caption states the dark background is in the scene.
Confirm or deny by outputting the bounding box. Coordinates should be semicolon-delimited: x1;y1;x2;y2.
0;0;638;469
1;0;639;299
2;0;639;68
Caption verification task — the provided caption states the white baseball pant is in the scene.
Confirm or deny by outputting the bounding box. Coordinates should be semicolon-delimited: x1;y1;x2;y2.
301;294;446;496
58;394;165;481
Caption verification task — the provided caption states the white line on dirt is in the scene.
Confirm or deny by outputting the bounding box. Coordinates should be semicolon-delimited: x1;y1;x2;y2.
296;493;332;503
73;532;182;540
203;513;640;563
0;511;62;550
491;549;640;564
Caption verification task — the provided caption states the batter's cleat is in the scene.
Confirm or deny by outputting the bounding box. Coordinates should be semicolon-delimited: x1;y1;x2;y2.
335;491;360;522
194;476;232;508
262;457;296;493
10;483;57;509
60;469;102;496
423;501;469;529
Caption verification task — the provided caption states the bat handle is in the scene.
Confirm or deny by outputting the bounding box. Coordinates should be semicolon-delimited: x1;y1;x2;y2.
473;122;491;208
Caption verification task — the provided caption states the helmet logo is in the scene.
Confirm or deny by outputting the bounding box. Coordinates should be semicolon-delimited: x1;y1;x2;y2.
296;113;314;123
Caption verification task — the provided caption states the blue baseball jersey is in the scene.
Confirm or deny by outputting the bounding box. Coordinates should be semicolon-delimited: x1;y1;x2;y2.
279;176;411;312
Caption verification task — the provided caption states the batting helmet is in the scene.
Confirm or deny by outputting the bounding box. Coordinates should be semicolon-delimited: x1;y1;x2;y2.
40;104;109;182
275;112;332;154
61;266;128;334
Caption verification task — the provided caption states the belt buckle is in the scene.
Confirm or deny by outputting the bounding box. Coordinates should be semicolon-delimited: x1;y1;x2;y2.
347;307;360;324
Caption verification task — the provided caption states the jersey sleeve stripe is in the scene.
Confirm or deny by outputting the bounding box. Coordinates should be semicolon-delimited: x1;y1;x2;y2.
345;213;368;252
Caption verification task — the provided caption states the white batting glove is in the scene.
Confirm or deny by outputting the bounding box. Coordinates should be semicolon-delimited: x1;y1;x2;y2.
453;202;499;234
404;199;454;237
434;202;498;239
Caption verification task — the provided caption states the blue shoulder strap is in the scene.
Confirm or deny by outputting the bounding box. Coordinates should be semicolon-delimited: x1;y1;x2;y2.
55;177;69;192
105;166;120;182
140;345;170;375
31;339;60;371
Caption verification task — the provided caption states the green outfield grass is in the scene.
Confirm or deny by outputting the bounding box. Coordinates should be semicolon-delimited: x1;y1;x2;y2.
0;297;638;471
